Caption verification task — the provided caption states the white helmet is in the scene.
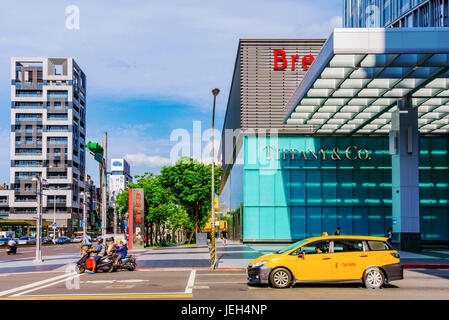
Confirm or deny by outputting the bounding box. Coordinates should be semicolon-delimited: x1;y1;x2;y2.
121;239;127;245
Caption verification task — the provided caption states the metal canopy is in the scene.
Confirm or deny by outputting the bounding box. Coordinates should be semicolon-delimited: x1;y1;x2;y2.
283;28;449;134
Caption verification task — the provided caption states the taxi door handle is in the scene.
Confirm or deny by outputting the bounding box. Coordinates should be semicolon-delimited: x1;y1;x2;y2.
322;257;331;260
360;254;368;257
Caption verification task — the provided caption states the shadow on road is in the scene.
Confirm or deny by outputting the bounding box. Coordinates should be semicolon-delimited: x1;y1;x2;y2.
247;282;400;289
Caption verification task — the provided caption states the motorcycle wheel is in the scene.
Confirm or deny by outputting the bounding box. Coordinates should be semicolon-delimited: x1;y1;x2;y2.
6;252;11;255
75;264;85;274
107;264;114;273
128;262;136;271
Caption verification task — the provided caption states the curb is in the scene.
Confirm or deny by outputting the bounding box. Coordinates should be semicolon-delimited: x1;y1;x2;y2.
402;264;449;269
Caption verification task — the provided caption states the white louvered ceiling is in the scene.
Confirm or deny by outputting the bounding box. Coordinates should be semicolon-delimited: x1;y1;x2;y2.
284;29;449;135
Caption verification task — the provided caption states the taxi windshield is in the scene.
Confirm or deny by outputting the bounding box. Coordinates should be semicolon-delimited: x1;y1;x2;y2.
275;240;308;254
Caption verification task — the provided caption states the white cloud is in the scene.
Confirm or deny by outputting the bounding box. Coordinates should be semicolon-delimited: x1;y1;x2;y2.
124;153;171;168
0;0;342;113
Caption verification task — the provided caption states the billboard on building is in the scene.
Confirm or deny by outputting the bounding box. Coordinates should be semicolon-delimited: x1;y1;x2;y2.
111;159;124;172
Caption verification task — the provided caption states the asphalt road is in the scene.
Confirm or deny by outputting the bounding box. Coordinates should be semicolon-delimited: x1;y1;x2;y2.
1;243;449;300
0;268;448;300
0;243;81;262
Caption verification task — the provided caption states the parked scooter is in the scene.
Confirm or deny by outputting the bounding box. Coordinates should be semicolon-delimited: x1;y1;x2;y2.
75;251;115;274
6;244;17;255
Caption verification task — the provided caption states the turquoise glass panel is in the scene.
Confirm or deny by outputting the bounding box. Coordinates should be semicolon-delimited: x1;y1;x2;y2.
218;135;449;241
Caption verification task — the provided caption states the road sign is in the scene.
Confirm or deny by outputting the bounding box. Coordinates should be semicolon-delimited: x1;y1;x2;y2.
52;222;57;227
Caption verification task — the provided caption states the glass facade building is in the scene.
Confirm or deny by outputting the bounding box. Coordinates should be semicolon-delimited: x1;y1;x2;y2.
220;135;449;241
219;33;449;245
344;0;449;28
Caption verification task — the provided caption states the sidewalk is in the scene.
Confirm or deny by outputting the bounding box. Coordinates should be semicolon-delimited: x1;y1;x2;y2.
213;240;449;269
130;244;211;269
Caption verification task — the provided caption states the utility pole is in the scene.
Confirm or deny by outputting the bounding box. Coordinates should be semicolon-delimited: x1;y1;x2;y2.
53;193;56;244
210;88;219;270
113;206;117;238
83;191;88;238
33;176;46;263
102;132;108;238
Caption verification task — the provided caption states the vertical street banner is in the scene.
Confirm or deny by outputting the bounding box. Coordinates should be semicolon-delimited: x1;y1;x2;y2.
128;188;145;249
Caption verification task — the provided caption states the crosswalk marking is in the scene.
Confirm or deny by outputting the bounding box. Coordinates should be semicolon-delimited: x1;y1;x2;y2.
0;272;77;297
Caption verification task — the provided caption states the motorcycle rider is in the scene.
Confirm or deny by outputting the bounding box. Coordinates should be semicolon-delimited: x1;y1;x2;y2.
81;234;92;255
106;237;116;255
7;238;17;254
114;239;128;268
88;238;106;273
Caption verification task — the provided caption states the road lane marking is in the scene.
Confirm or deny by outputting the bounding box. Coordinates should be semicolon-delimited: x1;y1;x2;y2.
0;272;77;297
185;270;196;294
196;281;248;284
80;280;114;284
10;273;83;297
1;293;193;300
79;279;150;284
137;268;209;271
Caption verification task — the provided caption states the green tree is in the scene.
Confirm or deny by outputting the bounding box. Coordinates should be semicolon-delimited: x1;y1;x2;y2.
128;172;180;245
115;190;128;220
160;157;223;243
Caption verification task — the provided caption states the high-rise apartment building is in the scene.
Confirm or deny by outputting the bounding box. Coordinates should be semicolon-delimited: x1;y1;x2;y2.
344;0;449;28
108;158;132;207
0;57;87;236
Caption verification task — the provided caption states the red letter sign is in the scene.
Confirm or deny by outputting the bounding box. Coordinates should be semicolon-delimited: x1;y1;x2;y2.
302;55;315;70
273;50;287;70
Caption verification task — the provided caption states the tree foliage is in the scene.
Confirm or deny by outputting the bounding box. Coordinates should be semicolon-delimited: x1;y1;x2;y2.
114;157;223;245
160;157;223;238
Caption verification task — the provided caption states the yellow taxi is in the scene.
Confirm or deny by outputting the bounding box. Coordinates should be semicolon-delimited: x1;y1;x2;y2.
247;234;403;289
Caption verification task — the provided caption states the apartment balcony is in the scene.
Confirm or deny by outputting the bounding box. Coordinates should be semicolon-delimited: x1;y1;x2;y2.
15;91;42;97
15;141;42;147
15;82;44;90
15;129;43;135
15;151;43;156
47;200;67;206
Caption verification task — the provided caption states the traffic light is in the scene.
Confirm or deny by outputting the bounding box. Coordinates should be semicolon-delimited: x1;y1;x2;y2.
86;141;104;154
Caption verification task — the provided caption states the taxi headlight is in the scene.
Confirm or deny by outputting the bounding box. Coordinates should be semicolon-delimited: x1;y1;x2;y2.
251;260;269;268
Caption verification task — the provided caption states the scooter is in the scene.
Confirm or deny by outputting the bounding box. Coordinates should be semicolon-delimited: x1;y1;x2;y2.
115;255;137;271
6;245;17;255
75;251;115;274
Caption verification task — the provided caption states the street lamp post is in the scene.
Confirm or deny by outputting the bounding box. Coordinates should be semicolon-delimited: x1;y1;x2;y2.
33;175;47;263
51;185;71;244
81;191;89;238
211;88;219;270
102;132;108;238
53;193;56;244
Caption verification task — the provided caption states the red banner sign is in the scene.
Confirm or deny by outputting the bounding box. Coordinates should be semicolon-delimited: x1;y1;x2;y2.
128;188;145;249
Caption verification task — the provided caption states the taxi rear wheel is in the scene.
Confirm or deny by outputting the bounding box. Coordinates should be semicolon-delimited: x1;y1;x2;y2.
269;268;292;288
363;267;385;289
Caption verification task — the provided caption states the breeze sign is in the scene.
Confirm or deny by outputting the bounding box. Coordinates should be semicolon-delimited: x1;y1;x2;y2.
273;49;315;70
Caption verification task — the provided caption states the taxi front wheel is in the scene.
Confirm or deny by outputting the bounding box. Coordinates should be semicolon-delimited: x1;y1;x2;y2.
269;267;292;288
363;267;385;289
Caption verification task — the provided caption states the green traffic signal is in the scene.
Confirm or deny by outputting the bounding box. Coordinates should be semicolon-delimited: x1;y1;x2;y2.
86;141;104;154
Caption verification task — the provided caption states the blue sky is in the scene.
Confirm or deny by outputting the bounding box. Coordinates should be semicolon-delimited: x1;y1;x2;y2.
0;0;342;184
